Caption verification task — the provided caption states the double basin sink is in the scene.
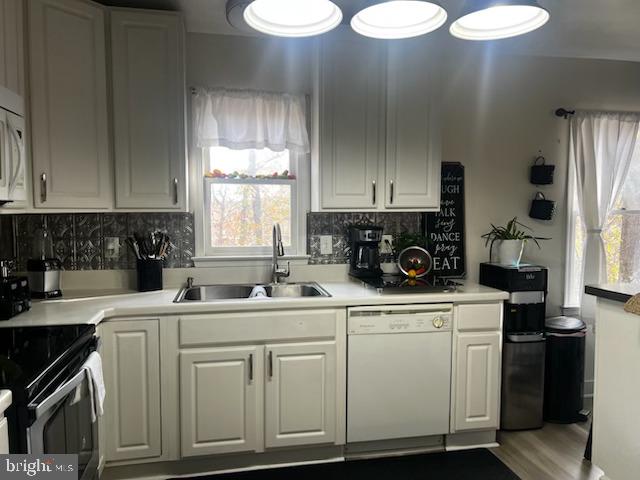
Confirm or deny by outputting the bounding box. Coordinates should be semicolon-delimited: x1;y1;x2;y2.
174;282;331;303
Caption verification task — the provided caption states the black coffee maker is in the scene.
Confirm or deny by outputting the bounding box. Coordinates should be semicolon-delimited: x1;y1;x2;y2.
349;225;383;279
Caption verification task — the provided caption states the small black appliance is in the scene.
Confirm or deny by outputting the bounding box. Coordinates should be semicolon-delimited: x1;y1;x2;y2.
0;259;31;320
27;225;62;299
480;262;548;431
349;225;383;279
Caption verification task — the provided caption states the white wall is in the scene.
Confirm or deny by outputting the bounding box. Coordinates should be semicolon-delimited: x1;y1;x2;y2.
186;32;640;391
441;51;640;392
187;32;313;94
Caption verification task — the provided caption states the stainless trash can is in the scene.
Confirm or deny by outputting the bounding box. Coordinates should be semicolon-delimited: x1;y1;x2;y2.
544;316;587;423
501;333;546;430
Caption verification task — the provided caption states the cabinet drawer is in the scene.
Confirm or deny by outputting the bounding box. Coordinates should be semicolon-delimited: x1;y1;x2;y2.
179;310;338;346
456;303;502;332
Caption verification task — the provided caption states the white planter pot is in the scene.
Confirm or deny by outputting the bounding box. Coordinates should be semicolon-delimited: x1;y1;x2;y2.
497;240;524;266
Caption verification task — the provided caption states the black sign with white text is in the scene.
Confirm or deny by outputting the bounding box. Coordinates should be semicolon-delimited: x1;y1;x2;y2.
424;163;466;278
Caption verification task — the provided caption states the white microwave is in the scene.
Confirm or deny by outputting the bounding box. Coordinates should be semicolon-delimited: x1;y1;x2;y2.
0;86;26;207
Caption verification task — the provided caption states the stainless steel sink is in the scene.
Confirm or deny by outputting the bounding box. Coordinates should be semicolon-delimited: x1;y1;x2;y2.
174;282;330;302
263;284;329;298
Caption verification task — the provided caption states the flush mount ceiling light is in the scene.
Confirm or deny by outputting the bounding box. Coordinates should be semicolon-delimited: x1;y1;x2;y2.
243;0;343;37
351;0;448;39
450;0;550;41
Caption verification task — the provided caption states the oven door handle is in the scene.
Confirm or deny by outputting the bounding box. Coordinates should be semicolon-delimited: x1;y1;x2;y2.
34;369;87;419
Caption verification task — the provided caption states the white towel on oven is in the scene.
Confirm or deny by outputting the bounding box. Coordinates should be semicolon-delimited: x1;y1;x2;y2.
82;352;106;423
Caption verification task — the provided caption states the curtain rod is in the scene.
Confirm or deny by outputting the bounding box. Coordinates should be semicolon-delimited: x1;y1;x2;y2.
555;108;576;119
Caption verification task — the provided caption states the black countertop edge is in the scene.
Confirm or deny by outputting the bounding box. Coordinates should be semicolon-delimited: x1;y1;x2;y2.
585;285;633;303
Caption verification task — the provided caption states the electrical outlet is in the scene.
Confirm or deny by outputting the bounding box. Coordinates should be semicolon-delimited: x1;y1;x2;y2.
104;237;121;260
381;235;394;254
320;235;333;255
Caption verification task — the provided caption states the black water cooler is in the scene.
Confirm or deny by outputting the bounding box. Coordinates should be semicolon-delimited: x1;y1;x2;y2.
480;263;548;431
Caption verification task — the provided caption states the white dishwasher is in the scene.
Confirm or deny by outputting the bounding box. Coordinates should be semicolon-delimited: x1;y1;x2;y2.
347;304;452;443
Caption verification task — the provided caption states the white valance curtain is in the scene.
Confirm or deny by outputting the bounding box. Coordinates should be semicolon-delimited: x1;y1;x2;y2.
569;111;640;317
193;87;310;154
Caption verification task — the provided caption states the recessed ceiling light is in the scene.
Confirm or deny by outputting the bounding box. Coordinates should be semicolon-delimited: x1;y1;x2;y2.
351;0;448;40
243;0;343;38
450;0;550;41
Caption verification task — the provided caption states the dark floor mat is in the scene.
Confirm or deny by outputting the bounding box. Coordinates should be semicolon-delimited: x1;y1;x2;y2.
175;449;520;480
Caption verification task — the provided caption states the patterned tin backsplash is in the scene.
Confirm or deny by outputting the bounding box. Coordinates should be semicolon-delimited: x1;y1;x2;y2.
307;212;423;265
0;213;195;271
0;211;423;270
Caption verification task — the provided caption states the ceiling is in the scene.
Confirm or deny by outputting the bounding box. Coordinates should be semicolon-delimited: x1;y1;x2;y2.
98;0;640;63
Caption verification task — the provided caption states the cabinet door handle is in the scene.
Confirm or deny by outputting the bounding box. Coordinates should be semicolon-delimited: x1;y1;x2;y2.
389;180;394;205
268;351;273;379
172;178;179;205
248;354;254;382
372;180;376;205
40;173;47;203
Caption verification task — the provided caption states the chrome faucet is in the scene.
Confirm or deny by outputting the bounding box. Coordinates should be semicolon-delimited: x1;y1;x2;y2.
272;223;290;284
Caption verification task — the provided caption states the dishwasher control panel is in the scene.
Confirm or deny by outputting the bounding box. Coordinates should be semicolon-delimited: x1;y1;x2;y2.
348;308;452;334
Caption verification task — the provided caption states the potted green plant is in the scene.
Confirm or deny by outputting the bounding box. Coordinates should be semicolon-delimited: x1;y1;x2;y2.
481;217;549;266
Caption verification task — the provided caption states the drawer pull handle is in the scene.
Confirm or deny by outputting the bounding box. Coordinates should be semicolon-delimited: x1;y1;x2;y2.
372;180;376;205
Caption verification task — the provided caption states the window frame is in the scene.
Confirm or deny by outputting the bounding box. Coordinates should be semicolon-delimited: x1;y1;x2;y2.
192;147;309;260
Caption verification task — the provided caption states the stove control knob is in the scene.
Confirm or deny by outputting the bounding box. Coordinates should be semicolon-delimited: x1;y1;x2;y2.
432;317;444;329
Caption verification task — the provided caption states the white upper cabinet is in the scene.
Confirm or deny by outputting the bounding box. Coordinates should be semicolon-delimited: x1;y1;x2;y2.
384;40;441;210
110;9;187;210
315;32;442;212
318;30;384;210
28;0;111;209
0;0;25;110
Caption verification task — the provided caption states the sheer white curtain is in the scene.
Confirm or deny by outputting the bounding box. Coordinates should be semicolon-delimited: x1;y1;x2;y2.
569;111;640;318
192;87;310;154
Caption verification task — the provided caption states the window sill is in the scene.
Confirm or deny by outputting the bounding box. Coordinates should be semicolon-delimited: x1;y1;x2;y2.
192;255;310;268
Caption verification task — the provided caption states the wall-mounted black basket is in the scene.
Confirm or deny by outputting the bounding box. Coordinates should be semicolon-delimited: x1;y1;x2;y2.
529;192;556;221
530;155;555;185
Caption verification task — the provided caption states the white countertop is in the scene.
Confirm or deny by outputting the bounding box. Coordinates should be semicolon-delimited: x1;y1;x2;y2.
0;281;508;328
0;390;11;415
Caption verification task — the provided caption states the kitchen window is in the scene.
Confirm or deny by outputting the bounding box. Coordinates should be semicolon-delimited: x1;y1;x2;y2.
203;146;305;256
565;132;640;308
192;88;310;260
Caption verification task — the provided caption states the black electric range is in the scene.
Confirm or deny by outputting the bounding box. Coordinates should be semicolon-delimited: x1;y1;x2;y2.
0;324;97;456
353;274;461;294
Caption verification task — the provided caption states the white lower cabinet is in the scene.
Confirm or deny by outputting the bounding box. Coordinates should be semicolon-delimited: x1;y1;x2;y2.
0;390;10;455
179;341;338;457
0;417;7;454
180;347;262;457
265;342;336;448
454;332;501;431
101;319;162;463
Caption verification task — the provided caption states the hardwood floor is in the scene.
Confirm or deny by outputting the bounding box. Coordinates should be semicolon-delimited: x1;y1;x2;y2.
491;422;603;480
